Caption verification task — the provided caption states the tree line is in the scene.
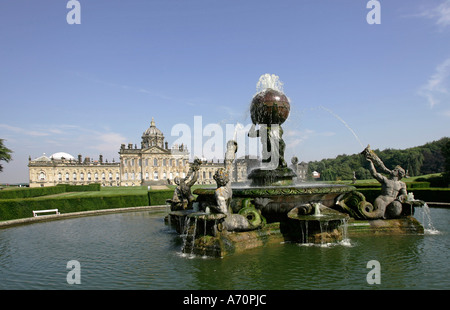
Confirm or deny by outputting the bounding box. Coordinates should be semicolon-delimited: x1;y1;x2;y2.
0;139;13;173
307;137;450;182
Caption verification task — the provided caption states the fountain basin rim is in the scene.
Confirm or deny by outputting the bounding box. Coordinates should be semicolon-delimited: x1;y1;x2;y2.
193;184;356;196
288;214;348;222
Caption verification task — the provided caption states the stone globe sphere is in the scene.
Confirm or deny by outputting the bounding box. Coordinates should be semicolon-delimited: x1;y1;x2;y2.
250;88;290;125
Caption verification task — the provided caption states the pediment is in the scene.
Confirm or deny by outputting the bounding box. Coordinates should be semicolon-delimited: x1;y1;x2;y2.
142;146;170;154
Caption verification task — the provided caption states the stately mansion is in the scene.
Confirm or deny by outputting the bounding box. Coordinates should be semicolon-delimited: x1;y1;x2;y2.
28;118;308;187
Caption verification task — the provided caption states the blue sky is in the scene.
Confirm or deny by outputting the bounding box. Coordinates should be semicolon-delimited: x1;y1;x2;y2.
1;0;450;183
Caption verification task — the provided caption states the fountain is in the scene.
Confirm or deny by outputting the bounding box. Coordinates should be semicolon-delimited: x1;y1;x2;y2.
166;74;425;257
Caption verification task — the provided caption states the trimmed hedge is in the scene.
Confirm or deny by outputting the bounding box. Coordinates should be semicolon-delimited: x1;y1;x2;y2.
0;184;101;199
406;188;450;203
58;183;101;192
407;182;432;189
353;182;431;189
0;186;66;199
0;185;174;221
0;193;149;221
0;185;177;221
352;183;381;189
148;189;173;206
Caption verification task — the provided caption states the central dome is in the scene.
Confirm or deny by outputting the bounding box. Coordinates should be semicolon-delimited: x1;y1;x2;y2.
143;117;163;137
142;117;165;148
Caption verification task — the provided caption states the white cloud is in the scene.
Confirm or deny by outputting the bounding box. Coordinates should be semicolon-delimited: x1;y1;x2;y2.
288;138;303;148
0;124;50;137
419;57;450;107
285;129;313;137
72;71;177;102
436;1;450;27
89;132;128;154
417;1;450;29
1;123;127;161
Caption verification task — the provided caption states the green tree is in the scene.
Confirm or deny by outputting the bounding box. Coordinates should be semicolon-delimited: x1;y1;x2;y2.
306;137;449;181
0;139;13;173
442;139;450;185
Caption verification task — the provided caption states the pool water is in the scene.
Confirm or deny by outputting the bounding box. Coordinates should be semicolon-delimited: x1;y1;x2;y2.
0;207;449;290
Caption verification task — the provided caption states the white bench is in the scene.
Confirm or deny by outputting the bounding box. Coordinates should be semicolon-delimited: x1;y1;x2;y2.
33;209;60;217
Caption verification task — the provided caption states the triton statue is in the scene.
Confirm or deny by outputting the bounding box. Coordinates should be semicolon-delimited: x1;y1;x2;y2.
362;145;408;219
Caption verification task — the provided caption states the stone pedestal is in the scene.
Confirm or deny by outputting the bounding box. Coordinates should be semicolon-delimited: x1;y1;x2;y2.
347;216;424;235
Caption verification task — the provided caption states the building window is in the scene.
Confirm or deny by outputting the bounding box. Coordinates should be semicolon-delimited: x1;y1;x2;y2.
102;173;105;180
116;173;119;180
88;173;91;181
73;173;77;181
169;172;173;180
154;171;158;180
163;159;167;166
65;173;69;181
139;159;142;167
39;172;46;181
163;171;166;179
58;173;62;181
124;172;128;181
145;172;149;180
80;173;84;181
95;173;99;181
145;159;149;166
131;172;135;180
109;172;112;180
153;158;158;166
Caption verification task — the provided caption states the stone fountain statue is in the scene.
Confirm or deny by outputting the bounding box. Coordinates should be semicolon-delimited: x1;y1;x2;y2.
211;140;237;214
337;145;417;219
167;157;202;211
247;74;296;186
361;145;408;219
211;140;265;232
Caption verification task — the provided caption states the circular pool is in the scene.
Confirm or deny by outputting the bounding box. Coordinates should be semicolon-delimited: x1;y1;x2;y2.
0;207;449;289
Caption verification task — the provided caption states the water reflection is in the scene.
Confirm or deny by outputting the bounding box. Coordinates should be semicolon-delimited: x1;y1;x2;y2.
0;208;449;289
